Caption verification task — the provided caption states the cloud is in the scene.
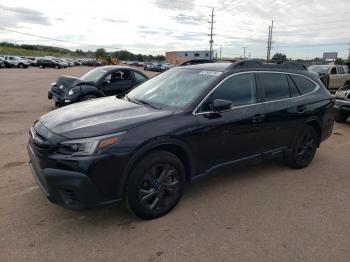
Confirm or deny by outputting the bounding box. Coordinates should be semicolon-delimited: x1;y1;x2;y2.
173;13;203;25
103;18;127;23
154;0;195;10
0;3;51;27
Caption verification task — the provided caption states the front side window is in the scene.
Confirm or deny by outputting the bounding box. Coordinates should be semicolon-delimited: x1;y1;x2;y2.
330;67;337;74
259;73;290;102
200;73;257;112
134;71;147;84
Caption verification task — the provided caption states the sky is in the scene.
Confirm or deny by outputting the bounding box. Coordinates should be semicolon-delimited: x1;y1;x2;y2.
0;0;349;59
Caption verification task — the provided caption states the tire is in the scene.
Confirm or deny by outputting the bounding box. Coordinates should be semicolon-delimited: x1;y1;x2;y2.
334;111;348;123
39;65;44;69
125;150;185;219
55;65;60;69
18;63;24;68
80;94;97;101
285;125;318;169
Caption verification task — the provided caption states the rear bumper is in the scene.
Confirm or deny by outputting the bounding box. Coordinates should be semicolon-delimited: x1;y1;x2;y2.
334;99;350;112
28;145;121;210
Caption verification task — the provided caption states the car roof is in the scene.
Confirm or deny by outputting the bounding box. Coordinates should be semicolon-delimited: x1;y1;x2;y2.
99;65;134;70
178;62;231;72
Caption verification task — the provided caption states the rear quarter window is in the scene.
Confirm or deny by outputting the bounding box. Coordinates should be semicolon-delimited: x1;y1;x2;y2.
290;75;317;95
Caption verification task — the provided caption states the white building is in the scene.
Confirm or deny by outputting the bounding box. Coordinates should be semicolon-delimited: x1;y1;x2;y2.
165;50;214;65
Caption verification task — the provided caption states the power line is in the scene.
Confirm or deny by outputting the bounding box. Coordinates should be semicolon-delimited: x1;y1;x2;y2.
0;27;166;53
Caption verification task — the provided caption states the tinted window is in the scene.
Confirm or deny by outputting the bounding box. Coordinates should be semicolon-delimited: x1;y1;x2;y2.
134;71;147;84
290;75;317;94
260;73;290;101
287;76;301;97
200;73;257;111
337;67;345;74
330;67;337;74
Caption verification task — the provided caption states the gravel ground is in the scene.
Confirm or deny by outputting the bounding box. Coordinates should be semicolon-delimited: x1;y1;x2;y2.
0;66;349;262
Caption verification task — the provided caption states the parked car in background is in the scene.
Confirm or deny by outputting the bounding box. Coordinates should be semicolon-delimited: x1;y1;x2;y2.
0;57;11;68
54;59;68;68
308;65;350;93
36;58;63;69
0;59;5;68
334;83;350;122
48;65;149;106
1;55;30;68
29;60;334;219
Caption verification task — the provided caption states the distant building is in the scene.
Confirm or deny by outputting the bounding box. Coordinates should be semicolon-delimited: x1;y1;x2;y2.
165;50;214;65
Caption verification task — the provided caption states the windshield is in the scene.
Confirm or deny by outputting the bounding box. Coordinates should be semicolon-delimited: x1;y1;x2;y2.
308;65;330;74
127;68;221;109
80;68;108;83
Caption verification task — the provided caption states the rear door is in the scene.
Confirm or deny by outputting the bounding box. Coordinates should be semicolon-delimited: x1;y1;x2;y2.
257;72;317;150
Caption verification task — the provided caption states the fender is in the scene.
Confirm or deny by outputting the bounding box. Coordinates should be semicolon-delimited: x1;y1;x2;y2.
117;137;196;198
80;85;105;97
293;115;322;146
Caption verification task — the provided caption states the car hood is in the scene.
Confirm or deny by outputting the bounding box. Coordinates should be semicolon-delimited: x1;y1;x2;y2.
39;96;174;139
55;75;94;91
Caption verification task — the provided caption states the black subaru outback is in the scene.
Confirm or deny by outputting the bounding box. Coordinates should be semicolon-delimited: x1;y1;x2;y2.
27;60;334;219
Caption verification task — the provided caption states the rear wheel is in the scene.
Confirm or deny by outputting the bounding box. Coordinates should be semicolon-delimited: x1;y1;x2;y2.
334;111;348;123
125;150;185;219
80;94;97;101
55;65;60;69
285;125;318;169
18;63;24;68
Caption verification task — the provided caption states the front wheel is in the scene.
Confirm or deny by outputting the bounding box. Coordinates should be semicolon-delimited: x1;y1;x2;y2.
18;63;24;68
285;125;318;169
125;150;185;219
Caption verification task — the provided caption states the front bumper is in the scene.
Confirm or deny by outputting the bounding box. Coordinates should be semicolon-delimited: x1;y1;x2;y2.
27;145;122;210
334;99;350;113
48;90;74;106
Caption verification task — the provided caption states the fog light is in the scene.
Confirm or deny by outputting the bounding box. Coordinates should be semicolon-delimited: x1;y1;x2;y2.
65;99;71;103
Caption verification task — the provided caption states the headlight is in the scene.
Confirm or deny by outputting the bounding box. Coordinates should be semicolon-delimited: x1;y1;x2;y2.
57;132;125;156
68;89;74;96
51;82;56;86
59;84;64;89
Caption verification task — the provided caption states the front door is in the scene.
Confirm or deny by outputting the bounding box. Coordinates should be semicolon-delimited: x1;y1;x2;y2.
195;72;266;173
100;70;135;96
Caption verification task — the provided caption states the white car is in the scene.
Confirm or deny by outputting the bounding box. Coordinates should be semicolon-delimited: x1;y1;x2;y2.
1;55;30;68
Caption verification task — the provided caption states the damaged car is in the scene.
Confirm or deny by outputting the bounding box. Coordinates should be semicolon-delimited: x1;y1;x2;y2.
48;66;149;106
334;84;350;122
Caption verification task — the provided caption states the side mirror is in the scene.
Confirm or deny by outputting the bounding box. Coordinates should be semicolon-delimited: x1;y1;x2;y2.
212;99;232;112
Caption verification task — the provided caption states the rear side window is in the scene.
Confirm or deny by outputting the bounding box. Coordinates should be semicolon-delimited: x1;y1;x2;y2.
200;73;257;111
259;73;290;102
337;67;345;74
290;75;317;95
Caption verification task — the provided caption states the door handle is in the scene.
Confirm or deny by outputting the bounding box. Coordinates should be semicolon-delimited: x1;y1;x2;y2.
297;105;306;113
252;114;265;123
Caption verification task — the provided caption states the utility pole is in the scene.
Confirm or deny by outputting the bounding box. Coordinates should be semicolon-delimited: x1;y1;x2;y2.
266;20;274;62
243;47;247;59
208;8;215;61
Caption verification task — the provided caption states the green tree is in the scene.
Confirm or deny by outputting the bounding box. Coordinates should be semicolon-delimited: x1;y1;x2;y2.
95;48;107;59
272;53;287;61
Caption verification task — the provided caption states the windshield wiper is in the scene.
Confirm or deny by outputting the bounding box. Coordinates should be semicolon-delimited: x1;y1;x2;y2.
124;96;160;109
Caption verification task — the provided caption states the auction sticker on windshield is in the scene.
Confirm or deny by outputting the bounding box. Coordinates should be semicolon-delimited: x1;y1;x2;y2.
199;71;222;76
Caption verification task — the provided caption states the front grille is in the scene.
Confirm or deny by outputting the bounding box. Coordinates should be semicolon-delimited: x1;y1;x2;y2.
29;128;55;157
51;86;65;96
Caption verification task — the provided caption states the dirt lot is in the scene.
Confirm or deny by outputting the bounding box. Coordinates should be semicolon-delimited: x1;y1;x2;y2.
0;66;349;262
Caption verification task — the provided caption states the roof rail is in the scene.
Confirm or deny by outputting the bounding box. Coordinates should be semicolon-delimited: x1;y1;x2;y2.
227;59;307;71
